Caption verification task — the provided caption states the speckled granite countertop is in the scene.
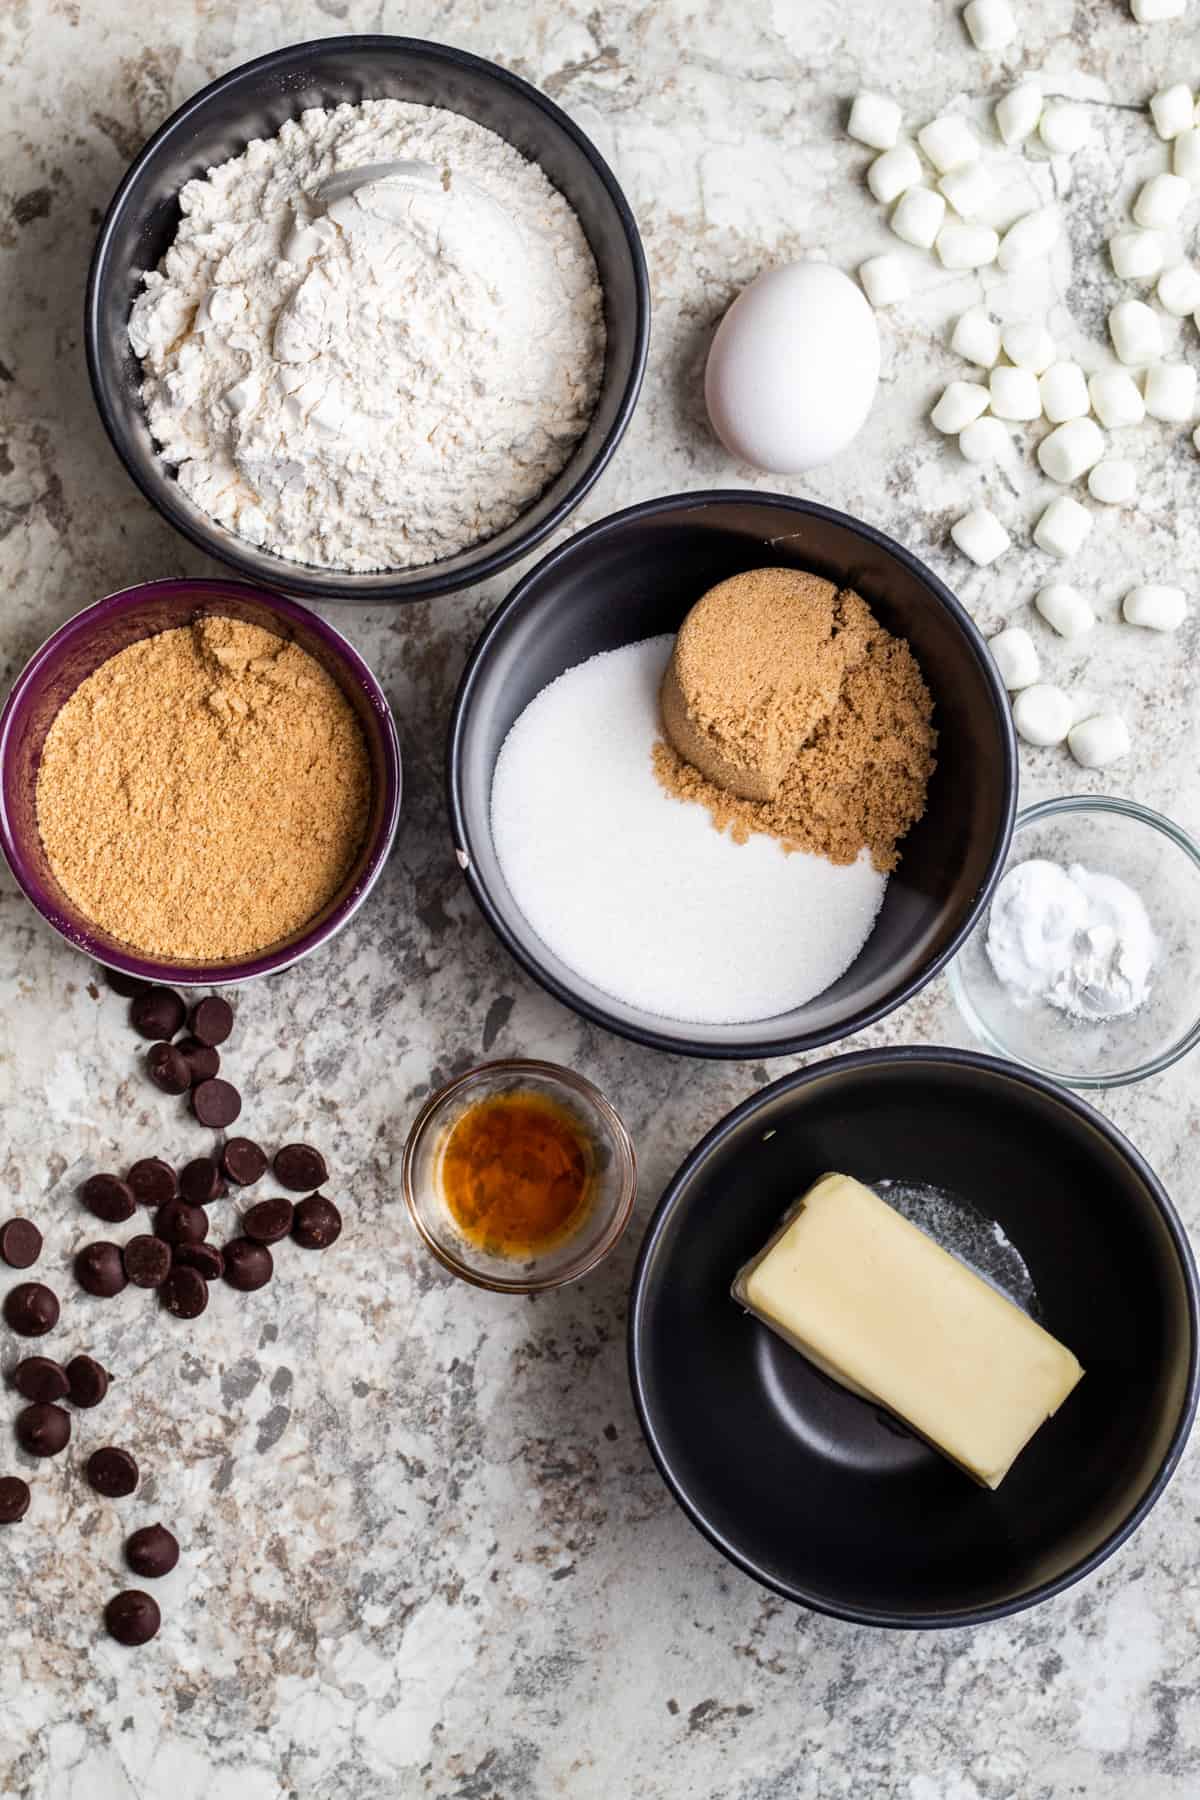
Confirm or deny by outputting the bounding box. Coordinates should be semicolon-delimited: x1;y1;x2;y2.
2;2;1199;1796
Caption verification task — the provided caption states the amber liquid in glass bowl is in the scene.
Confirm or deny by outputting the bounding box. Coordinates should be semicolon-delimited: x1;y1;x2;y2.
439;1089;594;1259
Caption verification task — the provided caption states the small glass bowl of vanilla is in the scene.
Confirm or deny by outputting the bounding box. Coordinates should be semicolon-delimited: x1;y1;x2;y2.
950;796;1200;1088
402;1060;637;1292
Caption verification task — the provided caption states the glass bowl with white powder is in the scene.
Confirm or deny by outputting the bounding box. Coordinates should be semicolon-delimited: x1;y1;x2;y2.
950;797;1200;1087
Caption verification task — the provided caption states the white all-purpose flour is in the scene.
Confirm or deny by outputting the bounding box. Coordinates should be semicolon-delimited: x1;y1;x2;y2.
129;101;605;572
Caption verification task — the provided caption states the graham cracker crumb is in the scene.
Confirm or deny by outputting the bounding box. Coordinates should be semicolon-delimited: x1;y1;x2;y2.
654;572;936;872
36;616;371;959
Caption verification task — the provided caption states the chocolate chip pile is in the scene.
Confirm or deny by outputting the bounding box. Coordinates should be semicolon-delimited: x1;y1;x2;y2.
0;968;344;1646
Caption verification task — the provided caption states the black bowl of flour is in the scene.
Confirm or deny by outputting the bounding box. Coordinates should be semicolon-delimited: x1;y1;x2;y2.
85;36;649;602
448;491;1018;1059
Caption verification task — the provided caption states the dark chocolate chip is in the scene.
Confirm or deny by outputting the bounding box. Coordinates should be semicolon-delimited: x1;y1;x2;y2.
273;1144;328;1191
222;1238;273;1292
105;1589;160;1645
102;965;150;999
154;1201;209;1247
130;987;185;1041
12;1356;68;1404
127;1158;177;1207
122;1235;172;1289
80;1173;137;1224
66;1355;110;1408
242;1197;294;1245
126;1522;180;1579
173;1243;224;1282
221;1138;267;1186
292;1194;342;1250
16;1401;71;1457
177;1037;220;1084
0;1475;30;1522
4;1282;60;1336
146;1041;191;1095
191;1078;241;1128
75;1242;128;1298
161;1265;208;1319
0;1217;42;1269
179;1158;222;1206
87;1446;139;1498
189;996;233;1047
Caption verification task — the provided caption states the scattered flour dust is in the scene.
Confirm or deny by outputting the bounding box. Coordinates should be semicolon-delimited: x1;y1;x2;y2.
491;637;887;1025
128;100;605;572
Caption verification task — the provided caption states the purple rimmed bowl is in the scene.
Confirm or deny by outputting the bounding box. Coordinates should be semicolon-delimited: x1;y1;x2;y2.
0;578;401;984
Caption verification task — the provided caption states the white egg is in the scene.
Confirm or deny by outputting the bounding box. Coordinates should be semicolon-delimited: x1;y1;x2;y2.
704;262;880;472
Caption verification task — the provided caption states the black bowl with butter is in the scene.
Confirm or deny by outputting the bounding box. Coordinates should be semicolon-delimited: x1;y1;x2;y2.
449;491;1017;1059
629;1048;1198;1627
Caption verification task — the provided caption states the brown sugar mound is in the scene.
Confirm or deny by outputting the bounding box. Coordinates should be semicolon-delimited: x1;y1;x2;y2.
653;573;936;873
659;567;875;801
36;616;371;960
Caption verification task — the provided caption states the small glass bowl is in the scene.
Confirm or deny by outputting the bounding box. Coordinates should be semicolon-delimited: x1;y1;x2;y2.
949;796;1200;1088
402;1059;637;1292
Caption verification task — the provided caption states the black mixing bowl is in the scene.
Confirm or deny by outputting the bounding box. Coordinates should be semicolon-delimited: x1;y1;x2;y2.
448;492;1018;1058
629;1048;1199;1627
85;35;650;602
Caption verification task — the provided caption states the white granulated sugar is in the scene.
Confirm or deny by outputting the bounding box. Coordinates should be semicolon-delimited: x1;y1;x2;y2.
128;101;605;572
491;638;887;1025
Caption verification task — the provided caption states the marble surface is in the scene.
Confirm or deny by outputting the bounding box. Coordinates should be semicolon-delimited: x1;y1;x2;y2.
2;1;1200;1795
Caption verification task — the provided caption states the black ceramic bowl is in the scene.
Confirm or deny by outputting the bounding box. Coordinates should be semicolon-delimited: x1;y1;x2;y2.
85;36;649;602
448;492;1017;1059
629;1048;1198;1628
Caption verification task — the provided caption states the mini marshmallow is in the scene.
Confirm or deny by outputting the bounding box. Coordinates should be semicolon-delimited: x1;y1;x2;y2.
918;115;981;174
1039;102;1092;155
951;306;1002;367
989;365;1043;420
891;186;947;249
1001;322;1056;374
931;380;991;433
959;416;1013;464
1108;300;1164;366
964;0;1017;50
1109;229;1167;281
859;255;911;308
849;93;903;150
1133;172;1191;229
951;506;1011;566
1089;368;1147;428
1068;714;1131;769
868;144;923;204
1037;418;1106;484
996;82;1044;147
1151;83;1195;139
1130;0;1187;17
1040;362;1090;423
1158;264;1200;314
938;164;995;220
1013;684;1074;748
1036;582;1095;638
998;207;1060;271
1123;584;1187;630
936;221;1000;269
1174;128;1200;183
989;626;1041;690
1034;496;1092;559
1144;360;1197;421
1088;459;1138;504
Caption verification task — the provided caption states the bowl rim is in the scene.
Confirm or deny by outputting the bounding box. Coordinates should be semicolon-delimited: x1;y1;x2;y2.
446;488;1020;1059
0;576;402;984
627;1043;1200;1629
83;33;651;604
949;793;1200;1088
401;1057;638;1292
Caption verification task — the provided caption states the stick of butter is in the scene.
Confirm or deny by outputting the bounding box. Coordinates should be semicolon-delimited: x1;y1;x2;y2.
731;1172;1083;1489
